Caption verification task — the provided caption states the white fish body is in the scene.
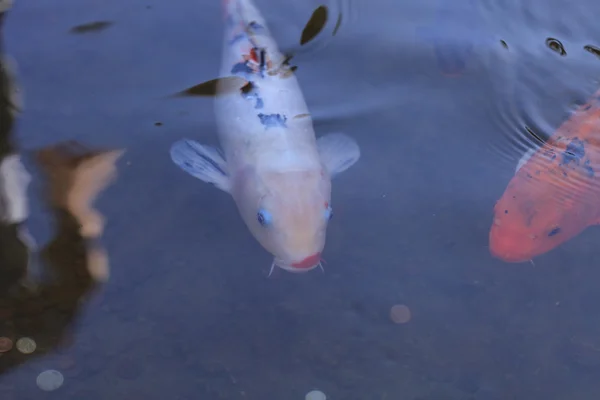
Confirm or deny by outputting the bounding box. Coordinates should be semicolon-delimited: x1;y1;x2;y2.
171;0;360;273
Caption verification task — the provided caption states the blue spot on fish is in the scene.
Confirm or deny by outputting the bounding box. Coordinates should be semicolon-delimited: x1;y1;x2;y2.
229;32;246;45
548;227;561;237
240;81;264;109
258;113;287;129
561;137;585;166
584;159;595;178
231;61;254;76
248;21;264;32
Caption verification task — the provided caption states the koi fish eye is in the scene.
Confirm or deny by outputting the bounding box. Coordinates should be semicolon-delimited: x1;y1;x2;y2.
257;209;272;226
324;206;333;221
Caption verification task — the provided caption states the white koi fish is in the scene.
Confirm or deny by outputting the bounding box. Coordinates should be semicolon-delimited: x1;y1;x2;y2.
170;0;360;274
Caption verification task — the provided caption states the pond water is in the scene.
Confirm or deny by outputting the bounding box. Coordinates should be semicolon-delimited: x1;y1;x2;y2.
2;0;600;398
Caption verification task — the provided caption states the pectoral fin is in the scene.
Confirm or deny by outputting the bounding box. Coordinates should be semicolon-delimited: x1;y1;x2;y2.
317;133;360;178
170;139;231;192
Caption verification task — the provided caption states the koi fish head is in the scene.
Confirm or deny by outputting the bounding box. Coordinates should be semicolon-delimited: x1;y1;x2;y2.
489;192;588;263
233;167;332;272
489;146;598;263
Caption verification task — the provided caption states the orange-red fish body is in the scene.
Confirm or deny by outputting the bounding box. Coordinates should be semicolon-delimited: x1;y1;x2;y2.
489;93;600;262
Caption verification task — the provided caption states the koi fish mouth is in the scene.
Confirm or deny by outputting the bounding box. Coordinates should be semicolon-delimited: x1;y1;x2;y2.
268;257;324;276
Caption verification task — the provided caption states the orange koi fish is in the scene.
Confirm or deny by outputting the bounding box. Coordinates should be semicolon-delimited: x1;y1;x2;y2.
489;89;600;262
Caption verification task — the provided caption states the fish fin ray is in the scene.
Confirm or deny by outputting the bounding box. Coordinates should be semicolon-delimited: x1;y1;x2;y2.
317;132;360;177
170;139;231;192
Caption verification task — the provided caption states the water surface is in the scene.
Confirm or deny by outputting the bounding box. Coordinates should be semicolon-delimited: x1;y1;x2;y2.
2;0;600;398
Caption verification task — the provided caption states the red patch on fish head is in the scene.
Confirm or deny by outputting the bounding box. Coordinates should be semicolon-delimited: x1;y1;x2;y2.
290;252;321;269
249;48;259;63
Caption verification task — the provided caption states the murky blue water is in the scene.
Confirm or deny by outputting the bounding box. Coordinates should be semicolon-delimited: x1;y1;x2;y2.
2;0;600;398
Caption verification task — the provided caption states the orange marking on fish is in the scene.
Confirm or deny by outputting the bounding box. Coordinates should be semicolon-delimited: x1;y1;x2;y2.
489;89;600;262
249;48;259;63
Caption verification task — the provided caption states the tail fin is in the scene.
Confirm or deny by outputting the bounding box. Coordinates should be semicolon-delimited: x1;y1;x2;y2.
221;0;267;28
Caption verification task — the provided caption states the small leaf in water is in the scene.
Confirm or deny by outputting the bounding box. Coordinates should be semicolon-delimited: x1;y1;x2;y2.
173;76;248;97
584;44;600;58
69;21;114;34
524;125;545;145
545;38;566;56
500;40;509;50
300;5;328;45
332;13;342;36
282;53;294;66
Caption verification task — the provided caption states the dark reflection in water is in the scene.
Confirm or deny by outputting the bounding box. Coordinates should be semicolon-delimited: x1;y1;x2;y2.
0;4;124;383
584;44;600;58
0;139;124;378
415;0;495;77
546;37;567;56
69;21;114;35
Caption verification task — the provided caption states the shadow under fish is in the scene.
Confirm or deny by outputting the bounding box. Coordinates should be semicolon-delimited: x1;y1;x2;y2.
415;0;496;77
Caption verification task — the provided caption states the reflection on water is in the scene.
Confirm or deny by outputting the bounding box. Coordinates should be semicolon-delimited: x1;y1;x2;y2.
415;0;495;78
3;0;600;398
0;3;124;387
69;21;114;35
0;139;123;378
36;142;125;248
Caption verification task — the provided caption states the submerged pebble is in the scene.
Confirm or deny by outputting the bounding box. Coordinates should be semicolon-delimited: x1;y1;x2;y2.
36;370;64;391
16;337;36;354
306;389;326;400
390;304;412;324
0;337;13;352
